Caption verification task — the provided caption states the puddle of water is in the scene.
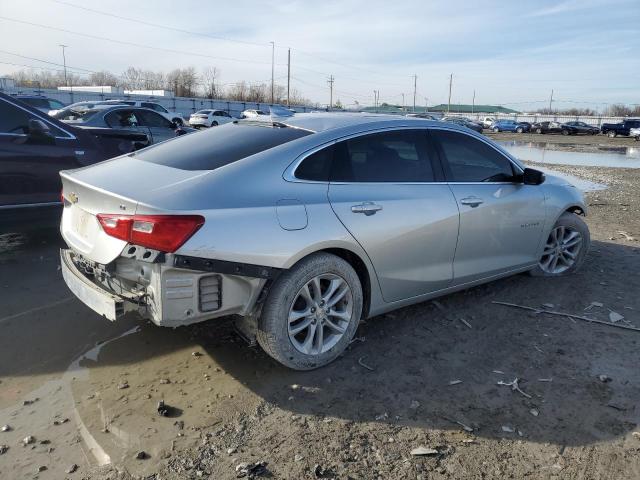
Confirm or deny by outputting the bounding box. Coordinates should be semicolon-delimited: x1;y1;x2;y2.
501;141;640;168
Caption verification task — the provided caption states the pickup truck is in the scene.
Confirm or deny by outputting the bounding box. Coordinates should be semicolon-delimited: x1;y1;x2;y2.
600;118;640;138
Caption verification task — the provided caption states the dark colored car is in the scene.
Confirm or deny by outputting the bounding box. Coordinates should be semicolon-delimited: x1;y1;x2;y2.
53;105;195;145
442;117;483;133
11;94;67;113
531;121;563;134
560;121;599;136
0;92;150;229
600;118;640;138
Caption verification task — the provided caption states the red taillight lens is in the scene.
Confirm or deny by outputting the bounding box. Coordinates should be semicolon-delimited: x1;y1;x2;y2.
97;214;204;253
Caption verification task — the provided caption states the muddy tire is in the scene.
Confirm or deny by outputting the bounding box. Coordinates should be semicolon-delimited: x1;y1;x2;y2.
530;212;590;277
257;253;363;370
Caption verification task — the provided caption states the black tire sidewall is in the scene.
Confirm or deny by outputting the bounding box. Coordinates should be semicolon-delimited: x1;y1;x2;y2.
257;253;363;370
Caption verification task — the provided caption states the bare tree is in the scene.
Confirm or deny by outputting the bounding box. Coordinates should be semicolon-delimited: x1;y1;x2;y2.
89;70;118;86
202;66;220;99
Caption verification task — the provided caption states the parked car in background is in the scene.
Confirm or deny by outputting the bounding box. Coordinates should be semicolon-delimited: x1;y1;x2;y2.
560;121;599;136
480;116;496;128
600;118;640;138
53;104;195;144
58;113;589;370
441;117;483;133
492;120;531;133
531;121;563;134
241;109;268;119
0;92;149;229
630;127;640;141
189;109;234;128
50;99;186;125
12;94;67;113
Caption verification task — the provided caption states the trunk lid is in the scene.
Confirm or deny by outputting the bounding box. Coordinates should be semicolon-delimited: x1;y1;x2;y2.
60;155;209;264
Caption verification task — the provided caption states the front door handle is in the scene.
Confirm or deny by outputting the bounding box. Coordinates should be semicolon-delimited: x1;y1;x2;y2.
460;196;484;207
351;202;383;216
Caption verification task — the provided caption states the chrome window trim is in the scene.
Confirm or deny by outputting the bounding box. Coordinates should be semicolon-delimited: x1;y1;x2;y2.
284;124;523;184
1;97;77;140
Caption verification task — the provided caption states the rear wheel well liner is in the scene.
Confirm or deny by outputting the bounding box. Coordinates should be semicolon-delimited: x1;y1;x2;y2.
566;205;585;216
319;248;371;319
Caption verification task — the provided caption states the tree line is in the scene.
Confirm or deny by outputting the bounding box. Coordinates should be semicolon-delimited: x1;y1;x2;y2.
8;66;313;106
535;104;640;117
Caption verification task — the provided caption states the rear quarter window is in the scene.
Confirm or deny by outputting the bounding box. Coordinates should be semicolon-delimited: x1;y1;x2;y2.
136;123;312;170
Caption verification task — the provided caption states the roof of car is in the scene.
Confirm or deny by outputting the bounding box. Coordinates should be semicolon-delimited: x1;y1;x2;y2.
279;112;441;133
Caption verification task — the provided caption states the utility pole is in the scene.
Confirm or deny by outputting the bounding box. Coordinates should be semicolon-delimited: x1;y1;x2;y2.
59;44;69;90
270;41;275;104
549;89;554;113
286;48;291;106
472;90;475;114
425;97;428;112
373;90;377;112
402;93;405;112
327;75;334;110
412;74;417;112
447;73;452;114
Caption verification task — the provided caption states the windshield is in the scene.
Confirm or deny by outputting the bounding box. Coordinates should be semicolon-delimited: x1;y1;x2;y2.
136;122;312;171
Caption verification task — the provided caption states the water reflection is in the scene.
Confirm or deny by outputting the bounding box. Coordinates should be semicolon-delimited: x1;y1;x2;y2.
501;141;640;168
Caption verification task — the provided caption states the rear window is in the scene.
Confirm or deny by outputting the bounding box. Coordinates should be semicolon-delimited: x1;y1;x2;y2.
136;122;312;170
53;108;101;122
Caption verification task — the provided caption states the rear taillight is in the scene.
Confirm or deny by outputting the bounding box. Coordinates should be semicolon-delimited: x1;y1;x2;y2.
97;214;204;253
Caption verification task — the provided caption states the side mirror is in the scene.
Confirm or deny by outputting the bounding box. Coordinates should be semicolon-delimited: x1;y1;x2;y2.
27;119;55;144
523;167;545;185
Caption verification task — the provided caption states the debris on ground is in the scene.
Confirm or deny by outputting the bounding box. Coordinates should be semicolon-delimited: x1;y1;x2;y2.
37;466;47;473
598;374;612;383
530;408;539;417
538;378;553;382
609;311;624;323
358;355;374;371
493;370;505;374
456;421;474;432
22;398;38;406
409;400;421;409
157;400;178;417
493;301;640;332
497;378;532;399
227;447;237;454
459;318;472;329
585;301;604;310
235;460;268;478
53;418;69;426
66;463;78;474
22;436;35;445
449;379;462;386
410;446;439;456
501;426;515;433
117;382;129;390
294;454;304;462
617;231;636;241
191;351;203;357
159;378;171;384
135;451;148;460
1;425;11;432
0;445;8;454
542;303;555;309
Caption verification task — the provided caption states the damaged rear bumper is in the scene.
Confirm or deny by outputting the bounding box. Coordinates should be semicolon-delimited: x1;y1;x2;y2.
60;248;272;327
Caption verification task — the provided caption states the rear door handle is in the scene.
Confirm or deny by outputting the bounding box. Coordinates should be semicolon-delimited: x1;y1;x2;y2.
460;196;484;207
351;202;383;216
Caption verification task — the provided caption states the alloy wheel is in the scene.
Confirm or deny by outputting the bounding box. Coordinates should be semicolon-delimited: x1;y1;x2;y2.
539;225;583;274
287;274;353;355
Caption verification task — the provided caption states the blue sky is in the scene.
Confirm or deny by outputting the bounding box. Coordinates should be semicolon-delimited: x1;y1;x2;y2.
0;0;638;110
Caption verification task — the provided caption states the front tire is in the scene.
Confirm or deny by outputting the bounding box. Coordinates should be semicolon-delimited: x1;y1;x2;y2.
607;130;616;138
493;127;500;133
530;212;590;277
257;253;363;370
211;121;218;127
536;128;543;134
516;127;524;133
561;129;570;136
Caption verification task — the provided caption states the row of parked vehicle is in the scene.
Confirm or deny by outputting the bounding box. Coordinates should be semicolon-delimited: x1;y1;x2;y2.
477;115;639;138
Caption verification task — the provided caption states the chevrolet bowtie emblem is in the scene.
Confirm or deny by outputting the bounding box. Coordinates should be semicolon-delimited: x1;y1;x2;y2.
68;192;79;204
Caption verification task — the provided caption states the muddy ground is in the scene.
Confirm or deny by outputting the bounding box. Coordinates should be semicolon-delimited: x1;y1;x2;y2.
1;134;639;479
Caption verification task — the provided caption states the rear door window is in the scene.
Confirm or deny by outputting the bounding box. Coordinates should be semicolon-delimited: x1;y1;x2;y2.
331;130;435;182
137;110;173;128
136;123;312;170
431;129;515;182
105;109;142;128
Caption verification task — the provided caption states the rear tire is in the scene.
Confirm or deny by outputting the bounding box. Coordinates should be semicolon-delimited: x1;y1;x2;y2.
516;127;524;133
561;129;570;136
607;131;617;138
535;128;543;134
493;127;500;133
257;253;363;370
211;121;218;127
530;212;590;277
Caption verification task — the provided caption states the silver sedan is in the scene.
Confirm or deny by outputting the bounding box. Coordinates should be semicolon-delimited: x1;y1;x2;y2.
59;113;590;370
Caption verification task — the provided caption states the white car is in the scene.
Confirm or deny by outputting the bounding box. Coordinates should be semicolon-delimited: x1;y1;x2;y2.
480;116;495;128
241;109;269;119
50;100;186;125
189;109;234;128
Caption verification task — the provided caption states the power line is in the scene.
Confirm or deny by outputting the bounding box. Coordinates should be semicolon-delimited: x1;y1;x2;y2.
0;49;98;73
0;16;279;67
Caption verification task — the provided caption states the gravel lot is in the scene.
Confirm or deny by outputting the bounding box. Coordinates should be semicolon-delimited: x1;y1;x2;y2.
0;133;639;479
